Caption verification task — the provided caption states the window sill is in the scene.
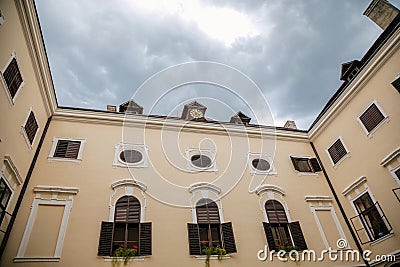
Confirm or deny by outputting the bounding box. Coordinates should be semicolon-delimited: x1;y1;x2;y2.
296;172;318;176
194;255;231;260
103;256;147;262
14;257;60;262
47;157;82;163
365;117;389;138
370;232;395;246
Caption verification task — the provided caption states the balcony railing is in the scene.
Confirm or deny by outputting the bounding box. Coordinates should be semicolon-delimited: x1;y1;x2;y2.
393;187;400;203
350;202;392;245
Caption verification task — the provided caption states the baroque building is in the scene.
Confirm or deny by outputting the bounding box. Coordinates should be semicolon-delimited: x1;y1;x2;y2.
0;0;399;266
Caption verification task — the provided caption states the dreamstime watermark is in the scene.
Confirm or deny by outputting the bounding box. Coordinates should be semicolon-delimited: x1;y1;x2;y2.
257;239;396;263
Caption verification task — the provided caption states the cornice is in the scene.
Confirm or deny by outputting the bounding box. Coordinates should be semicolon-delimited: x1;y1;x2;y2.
309;26;400;140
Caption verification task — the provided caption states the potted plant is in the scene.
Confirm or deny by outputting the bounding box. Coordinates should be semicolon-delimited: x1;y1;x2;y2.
112;244;138;266
201;242;227;267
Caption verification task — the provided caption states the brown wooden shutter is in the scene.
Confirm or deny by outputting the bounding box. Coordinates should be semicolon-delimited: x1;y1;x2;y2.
262;222;277;251
139;222;152;256
265;200;288;223
328;139;347;164
115;196;140;223
310;158;321;172
290;157;300;171
196;199;220;224
3;58;23;99
289;221;307;250
98;221;113;256
25;112;38;144
187;223;201;255
221;222;237;253
54;140;81;158
392;77;400;93
359;103;385;133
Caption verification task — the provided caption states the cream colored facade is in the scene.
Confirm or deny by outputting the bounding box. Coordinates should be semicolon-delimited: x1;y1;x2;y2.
0;0;399;267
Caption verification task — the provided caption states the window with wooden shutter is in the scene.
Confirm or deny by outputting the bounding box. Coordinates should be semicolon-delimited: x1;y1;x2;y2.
359;103;386;133
139;222;152;256
2;57;23;100
327;138;348;164
0;179;12;226
263;222;277;251
221;222;237;253
24;111;38;145
187;223;201;255
391;76;400;93
53;140;81;159
98;221;113;256
290;157;321;173
289;221;308;250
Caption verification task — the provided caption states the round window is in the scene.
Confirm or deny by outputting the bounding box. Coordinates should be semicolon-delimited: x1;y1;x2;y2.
252;158;270;171
119;149;143;164
191;154;212;168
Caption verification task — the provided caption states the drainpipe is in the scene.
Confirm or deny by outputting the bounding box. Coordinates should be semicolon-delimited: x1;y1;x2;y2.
310;142;370;267
0;116;52;259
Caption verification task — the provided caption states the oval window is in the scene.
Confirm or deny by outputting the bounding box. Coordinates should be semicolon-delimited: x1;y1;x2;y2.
191;154;212;168
252;158;270;171
120;149;143;164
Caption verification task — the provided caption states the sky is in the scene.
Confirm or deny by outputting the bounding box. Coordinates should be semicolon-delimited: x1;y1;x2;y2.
34;0;392;130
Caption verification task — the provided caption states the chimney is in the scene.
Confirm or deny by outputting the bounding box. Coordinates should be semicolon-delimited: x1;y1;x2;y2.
284;120;297;130
107;105;117;112
364;0;399;30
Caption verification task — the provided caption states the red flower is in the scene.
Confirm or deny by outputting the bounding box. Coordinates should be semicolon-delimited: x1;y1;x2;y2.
133;246;138;249
201;241;206;245
120;244;125;247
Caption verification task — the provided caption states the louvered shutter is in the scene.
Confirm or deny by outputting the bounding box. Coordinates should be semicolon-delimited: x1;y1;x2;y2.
54;140;81;159
196;199;220;224
359;104;385;133
289;221;308;250
265;200;288;223
115;196;140;223
310;158;321;172
392;77;400;93
139;222;152;255
187;223;201;255
3;58;23;98
328;139;347;164
290;157;300;171
262;222;277;251
221;222;237;253
25;112;38;144
98;221;113;256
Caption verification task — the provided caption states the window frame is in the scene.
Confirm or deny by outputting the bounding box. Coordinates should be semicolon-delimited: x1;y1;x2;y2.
247;153;276;175
1;52;24;105
0;177;13;227
48;137;86;163
290;155;321;175
357;100;388;137
186;148;217;172
20;108;39;149
113;143;148;168
326;136;350;167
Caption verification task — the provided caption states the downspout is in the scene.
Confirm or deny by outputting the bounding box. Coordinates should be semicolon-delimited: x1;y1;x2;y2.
0;116;52;259
310;142;370;267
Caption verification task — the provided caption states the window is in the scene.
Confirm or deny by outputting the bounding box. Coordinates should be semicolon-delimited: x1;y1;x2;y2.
252;158;270;171
0;179;12;226
98;196;152;257
248;153;276;174
187;198;237;255
48;137;86;162
2;56;23;101
327;138;348;165
191;154;212;168
291;157;321;173
352;193;391;242
0;8;4;25
263;200;307;251
392;76;400;93
186;148;217;172
22;110;39;146
119;150;143;164
358;102;386;134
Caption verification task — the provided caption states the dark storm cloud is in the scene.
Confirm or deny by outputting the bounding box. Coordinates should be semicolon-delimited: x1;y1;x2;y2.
35;0;386;129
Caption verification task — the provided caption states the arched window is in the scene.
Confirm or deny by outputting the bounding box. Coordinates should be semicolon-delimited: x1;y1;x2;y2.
187;198;237;255
263;200;308;251
98;196;152;257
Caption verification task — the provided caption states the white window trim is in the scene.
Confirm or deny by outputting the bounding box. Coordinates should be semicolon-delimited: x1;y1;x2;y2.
379;147;400;186
255;184;290;222
325;136;350;167
109;179;147;222
289;155;319;176
390;165;400;186
186;148;217;172
0;175;14;226
0;9;4;25
305;196;348;250
356;100;389;137
48;137;86;163
189;182;224;223
20;107;39;150
2;155;22;187
113;142;148;168
247;152;276;175
15;186;78;262
1;52;24;106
